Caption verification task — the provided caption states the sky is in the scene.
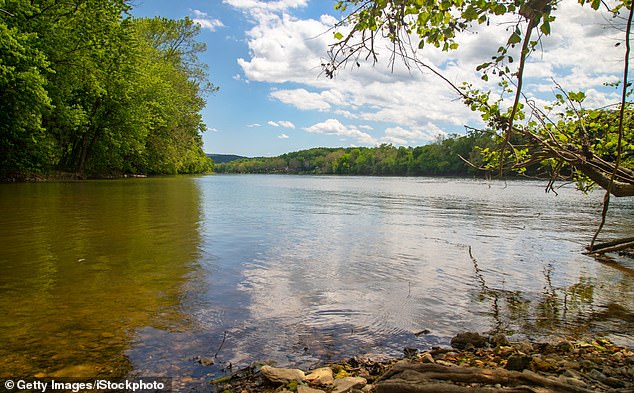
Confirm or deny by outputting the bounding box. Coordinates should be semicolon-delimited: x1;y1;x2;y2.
130;0;627;157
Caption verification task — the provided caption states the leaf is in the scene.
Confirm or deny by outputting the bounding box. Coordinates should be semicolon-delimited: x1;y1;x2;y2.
333;32;344;40
508;31;521;45
540;20;550;35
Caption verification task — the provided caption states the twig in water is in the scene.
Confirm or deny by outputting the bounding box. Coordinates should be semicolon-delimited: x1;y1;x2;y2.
214;330;228;358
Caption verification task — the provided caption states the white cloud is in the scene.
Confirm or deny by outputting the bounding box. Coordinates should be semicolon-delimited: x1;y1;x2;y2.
278;133;290;139
268;120;295;128
206;127;219;132
191;10;224;31
247;123;262;127
224;0;308;12
270;89;331;111
228;0;626;147
304;119;377;145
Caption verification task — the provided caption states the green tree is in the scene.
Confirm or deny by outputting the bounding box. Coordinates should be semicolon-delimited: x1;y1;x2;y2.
0;18;52;175
0;1;214;179
131;17;215;175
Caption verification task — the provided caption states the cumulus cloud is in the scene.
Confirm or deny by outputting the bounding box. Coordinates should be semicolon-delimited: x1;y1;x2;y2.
270;89;331;111
268;120;296;128
278;133;290;139
305;119;377;145
228;0;626;147
224;0;308;12
191;10;224;31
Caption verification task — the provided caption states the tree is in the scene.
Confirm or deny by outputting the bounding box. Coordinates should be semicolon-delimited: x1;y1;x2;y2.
327;0;633;248
0;19;52;175
0;1;214;178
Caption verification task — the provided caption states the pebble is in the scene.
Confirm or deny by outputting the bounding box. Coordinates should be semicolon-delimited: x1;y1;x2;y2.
505;355;532;371
420;353;434;363
306;367;334;385
332;377;367;393
298;386;326;393
260;365;306;384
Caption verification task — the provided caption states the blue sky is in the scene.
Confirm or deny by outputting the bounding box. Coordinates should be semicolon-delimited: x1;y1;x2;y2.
131;0;625;157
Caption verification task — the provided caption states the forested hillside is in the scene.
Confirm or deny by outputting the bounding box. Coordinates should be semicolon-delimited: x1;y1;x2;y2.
215;131;500;176
0;1;214;179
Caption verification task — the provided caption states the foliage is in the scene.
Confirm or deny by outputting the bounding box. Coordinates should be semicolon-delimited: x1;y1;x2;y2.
0;1;214;179
327;0;634;197
215;131;498;176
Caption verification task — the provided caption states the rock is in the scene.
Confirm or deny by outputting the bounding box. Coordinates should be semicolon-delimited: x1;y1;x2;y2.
332;377;367;393
556;340;574;353
361;384;374;393
531;356;555;372
260;365;306;384
50;364;100;378
450;332;488;350
306;367;334;385
490;333;509;347
298;386;326;393
194;356;214;366
579;359;596;370
505;355;532;371
561;360;580;370
420;353;434;363
513;340;534;354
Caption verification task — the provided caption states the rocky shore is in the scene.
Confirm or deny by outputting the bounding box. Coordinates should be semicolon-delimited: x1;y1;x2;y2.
209;333;634;393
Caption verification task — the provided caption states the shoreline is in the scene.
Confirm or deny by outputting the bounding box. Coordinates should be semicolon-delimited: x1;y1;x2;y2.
208;332;634;393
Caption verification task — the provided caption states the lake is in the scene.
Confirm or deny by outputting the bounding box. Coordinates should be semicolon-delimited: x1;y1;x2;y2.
0;175;632;389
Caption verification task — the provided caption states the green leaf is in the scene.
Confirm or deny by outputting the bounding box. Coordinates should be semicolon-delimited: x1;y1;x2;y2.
333;32;344;40
508;31;521;45
540;20;550;35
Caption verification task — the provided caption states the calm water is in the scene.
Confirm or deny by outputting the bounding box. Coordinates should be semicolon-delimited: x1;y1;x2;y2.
1;175;633;388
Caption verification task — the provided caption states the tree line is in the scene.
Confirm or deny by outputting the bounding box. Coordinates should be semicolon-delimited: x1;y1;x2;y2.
215;130;502;176
1;1;214;180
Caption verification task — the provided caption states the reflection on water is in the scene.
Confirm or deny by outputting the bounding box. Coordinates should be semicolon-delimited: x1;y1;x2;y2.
0;178;203;378
0;175;633;388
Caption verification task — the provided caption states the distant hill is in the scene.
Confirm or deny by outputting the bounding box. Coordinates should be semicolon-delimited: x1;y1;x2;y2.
207;154;248;164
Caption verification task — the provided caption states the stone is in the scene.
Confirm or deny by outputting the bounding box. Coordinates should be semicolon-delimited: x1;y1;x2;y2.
50;364;100;378
194;356;214;366
450;332;488;350
513;340;534;354
420;352;434;363
260;365;306;384
505;355;532;371
490;333;509;347
332;377;367;393
531;357;555;372
361;384;374;393
306;367;334;385
298;386;325;393
556;340;574;353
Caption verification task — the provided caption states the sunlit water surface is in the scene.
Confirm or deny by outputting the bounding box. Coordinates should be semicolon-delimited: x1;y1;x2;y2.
1;175;632;390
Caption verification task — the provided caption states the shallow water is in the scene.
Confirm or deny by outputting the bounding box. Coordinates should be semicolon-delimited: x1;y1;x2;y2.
0;175;632;388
